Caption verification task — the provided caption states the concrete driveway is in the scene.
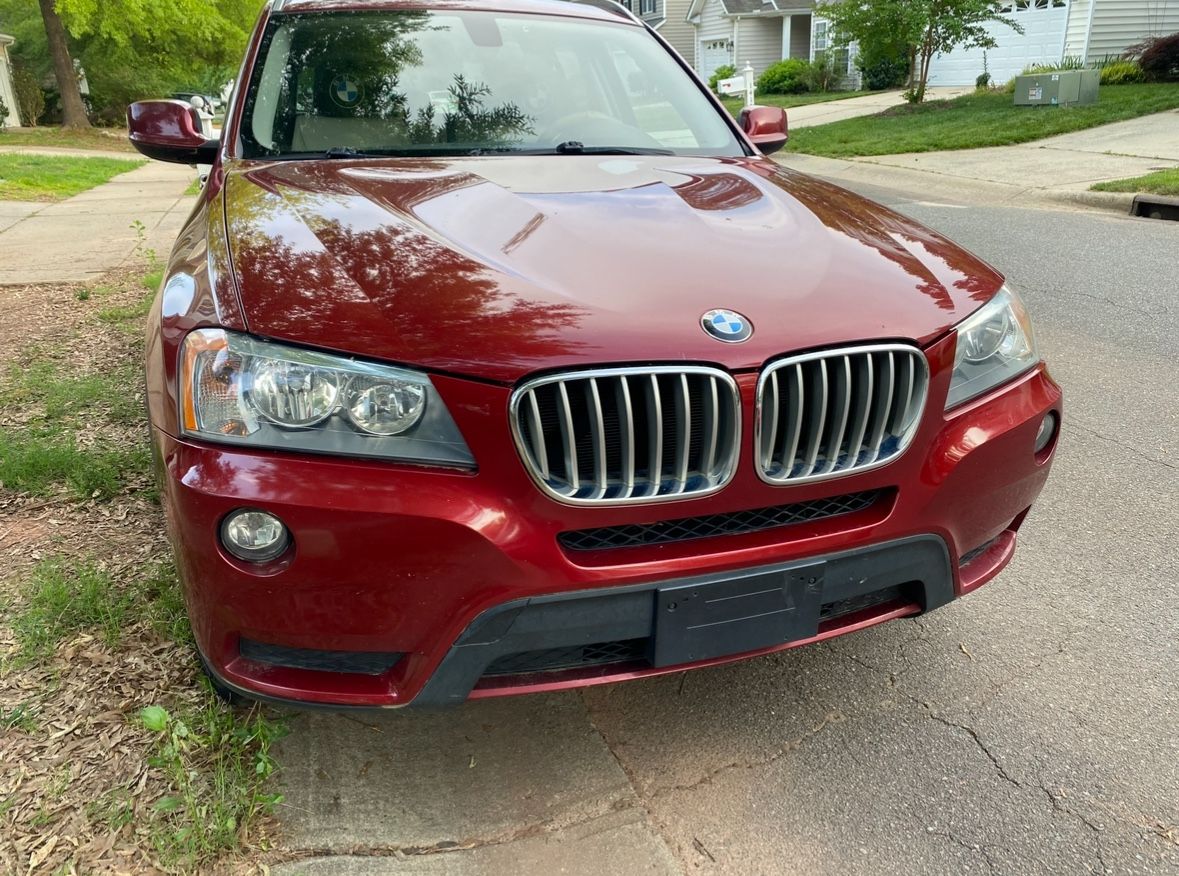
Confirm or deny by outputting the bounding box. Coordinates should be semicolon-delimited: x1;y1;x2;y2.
786;86;971;129
270;200;1179;874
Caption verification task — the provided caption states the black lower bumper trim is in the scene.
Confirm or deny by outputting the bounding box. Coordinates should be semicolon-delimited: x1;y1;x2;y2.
412;535;954;707
239;639;403;676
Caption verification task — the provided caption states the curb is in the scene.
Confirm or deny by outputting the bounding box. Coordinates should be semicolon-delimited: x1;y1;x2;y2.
777;154;1140;216
1035;189;1134;215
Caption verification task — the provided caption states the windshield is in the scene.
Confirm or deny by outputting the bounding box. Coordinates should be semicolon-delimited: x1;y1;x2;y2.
239;9;745;158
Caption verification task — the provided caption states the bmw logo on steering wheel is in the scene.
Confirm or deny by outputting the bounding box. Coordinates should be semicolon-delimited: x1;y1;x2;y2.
331;76;363;109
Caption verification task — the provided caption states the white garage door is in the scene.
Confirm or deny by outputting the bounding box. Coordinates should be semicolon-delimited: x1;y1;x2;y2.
928;0;1070;87
698;39;733;80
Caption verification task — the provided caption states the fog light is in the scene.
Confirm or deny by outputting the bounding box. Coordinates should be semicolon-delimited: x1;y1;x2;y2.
1034;412;1058;454
221;509;289;562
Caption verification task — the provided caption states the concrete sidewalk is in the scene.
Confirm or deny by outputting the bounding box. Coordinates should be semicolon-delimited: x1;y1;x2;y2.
0;156;195;285
787;87;970;129
779;109;1179;213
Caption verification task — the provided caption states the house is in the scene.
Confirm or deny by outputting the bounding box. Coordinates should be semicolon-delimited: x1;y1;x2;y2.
619;0;699;67
929;0;1179;86
686;0;857;86
0;34;21;128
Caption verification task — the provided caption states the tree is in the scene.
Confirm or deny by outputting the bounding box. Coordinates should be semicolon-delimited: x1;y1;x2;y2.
816;0;1021;102
37;0;89;127
0;0;260;125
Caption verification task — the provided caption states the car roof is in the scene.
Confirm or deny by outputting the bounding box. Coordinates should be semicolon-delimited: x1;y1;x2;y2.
272;0;635;24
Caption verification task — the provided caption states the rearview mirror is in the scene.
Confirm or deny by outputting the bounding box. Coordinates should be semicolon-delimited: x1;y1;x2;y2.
738;105;789;155
128;100;219;165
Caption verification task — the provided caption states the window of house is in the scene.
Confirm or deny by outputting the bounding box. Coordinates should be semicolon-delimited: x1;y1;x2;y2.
813;20;829;53
640;0;656;15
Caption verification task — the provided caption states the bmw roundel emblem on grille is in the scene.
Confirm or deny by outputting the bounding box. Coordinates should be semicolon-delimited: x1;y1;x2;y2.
701;309;753;343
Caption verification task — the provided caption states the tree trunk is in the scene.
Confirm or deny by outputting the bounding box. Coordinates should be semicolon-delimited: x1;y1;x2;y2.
914;31;934;102
907;46;918;89
38;0;89;128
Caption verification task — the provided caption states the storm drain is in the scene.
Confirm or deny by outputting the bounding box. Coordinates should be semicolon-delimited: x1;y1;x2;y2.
1130;194;1179;222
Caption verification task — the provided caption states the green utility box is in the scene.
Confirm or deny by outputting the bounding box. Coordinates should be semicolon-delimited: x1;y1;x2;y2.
1013;69;1100;106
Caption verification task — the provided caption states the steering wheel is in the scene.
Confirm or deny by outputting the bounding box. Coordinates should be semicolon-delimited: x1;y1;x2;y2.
539;110;662;148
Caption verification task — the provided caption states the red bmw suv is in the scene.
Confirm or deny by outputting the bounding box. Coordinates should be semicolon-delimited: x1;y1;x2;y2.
129;0;1061;708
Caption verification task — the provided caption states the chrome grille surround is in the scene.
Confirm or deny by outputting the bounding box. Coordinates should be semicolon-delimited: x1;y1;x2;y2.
755;344;929;485
510;366;741;506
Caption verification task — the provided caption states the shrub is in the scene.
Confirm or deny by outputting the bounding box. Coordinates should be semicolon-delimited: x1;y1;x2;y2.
976;72;992;89
0;96;9;129
805;52;842;93
858;53;909;90
1022;56;1085;75
12;67;46;127
1127;32;1179;81
757;58;811;95
708;64;737;93
1099;59;1146;85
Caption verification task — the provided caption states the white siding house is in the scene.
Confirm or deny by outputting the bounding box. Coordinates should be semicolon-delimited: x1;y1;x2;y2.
929;0;1179;86
686;0;857;86
0;34;21;128
620;0;698;67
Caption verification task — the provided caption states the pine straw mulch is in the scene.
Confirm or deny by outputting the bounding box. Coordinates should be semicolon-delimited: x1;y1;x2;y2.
0;268;277;874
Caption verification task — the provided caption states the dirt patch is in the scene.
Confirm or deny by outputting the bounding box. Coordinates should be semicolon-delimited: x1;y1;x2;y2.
0;266;277;874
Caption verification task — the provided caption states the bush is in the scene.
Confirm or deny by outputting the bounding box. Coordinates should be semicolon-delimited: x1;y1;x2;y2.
1022;56;1085;75
708;64;737;93
12;67;46;127
1099;59;1146;85
757;58;811;95
0;96;9;129
805;52;842;93
858;53;909;90
1127;32;1179;81
976;72;992;89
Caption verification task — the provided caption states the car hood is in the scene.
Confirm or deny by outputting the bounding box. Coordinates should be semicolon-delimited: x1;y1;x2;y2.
223;155;1001;384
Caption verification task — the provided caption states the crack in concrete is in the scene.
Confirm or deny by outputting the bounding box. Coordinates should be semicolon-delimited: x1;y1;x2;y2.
645;710;847;800
931;828;999;875
581;691;688;872
928;713;1023;791
272;797;643;863
1064;420;1177;471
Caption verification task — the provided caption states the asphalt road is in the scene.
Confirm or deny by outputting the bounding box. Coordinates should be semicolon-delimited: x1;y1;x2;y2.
273;196;1178;875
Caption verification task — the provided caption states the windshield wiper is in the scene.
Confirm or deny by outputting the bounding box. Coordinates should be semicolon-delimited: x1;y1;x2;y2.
551;141;674;155
322;146;376;159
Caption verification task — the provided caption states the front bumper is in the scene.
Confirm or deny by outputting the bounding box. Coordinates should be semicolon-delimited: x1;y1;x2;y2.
156;359;1061;708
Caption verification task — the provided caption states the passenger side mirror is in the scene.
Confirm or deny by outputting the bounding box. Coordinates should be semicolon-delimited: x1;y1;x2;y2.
128;100;220;165
738;105;788;155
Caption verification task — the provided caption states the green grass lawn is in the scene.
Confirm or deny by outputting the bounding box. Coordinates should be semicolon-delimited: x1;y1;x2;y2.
1091;167;1179;196
0;153;145;201
720;90;876;115
785;83;1179;157
0;125;138;153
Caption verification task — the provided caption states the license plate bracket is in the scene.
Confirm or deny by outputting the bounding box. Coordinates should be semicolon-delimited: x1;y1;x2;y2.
652;562;825;667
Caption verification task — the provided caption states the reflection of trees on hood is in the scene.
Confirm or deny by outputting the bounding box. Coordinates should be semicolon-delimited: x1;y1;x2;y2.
405;76;533;147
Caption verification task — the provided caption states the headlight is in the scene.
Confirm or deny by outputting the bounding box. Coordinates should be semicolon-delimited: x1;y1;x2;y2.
946;286;1039;409
179;328;475;467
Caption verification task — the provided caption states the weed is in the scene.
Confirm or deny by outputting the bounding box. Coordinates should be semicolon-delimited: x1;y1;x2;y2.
86;788;137;832
9;559;134;662
0;427;147;498
0;360;142;426
140;698;287;869
1;700;39;732
76;288;91;301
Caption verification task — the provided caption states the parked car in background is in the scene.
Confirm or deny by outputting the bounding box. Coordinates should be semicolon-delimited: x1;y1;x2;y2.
127;0;1060;709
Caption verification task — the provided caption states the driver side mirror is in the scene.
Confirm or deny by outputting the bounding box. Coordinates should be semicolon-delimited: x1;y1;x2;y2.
128;100;219;165
738;105;788;155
